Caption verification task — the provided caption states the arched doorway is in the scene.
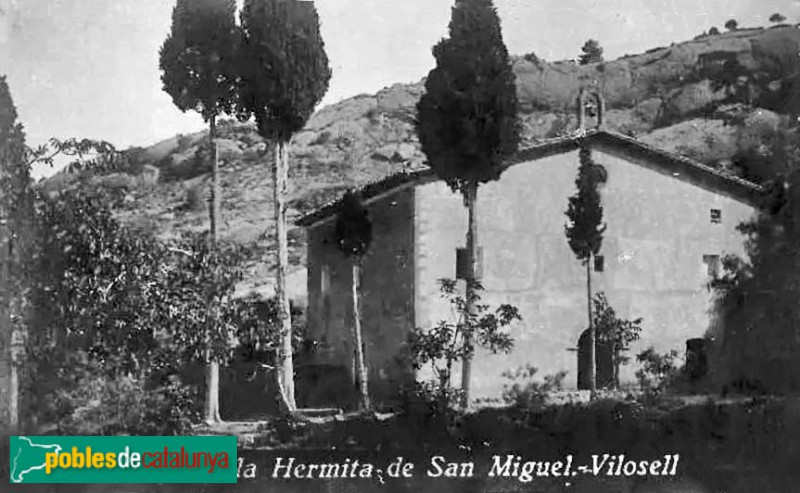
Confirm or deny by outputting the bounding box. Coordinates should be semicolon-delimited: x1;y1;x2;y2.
577;329;615;390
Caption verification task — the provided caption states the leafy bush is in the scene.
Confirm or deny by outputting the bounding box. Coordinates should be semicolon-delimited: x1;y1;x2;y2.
406;279;519;411
635;347;680;393
21;188;266;428
502;364;567;410
26;350;199;435
398;381;465;421
56;375;199;436
594;292;642;388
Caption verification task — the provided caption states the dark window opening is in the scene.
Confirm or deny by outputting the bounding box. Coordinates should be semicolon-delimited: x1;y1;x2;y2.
594;255;605;272
710;209;722;224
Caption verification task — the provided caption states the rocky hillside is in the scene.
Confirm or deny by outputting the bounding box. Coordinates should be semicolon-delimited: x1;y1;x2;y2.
43;25;800;302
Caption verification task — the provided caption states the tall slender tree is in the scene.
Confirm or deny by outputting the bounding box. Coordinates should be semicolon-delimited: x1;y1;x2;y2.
0;76;30;434
565;144;607;397
238;0;331;412
416;0;521;408
159;0;239;424
334;191;373;411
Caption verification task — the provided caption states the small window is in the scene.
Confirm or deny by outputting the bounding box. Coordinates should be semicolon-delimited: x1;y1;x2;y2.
710;209;722;224
703;255;720;278
594;255;605;272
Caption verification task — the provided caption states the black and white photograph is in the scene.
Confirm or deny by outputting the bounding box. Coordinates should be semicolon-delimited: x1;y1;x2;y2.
3;1;800;491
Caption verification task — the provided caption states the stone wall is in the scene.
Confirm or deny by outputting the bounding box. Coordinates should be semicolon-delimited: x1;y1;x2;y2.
304;187;417;407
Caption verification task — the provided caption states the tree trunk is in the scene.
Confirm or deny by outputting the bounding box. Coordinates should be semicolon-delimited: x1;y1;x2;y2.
351;260;370;411
587;256;597;399
205;116;222;424
0;215;17;433
273;140;297;412
461;183;479;409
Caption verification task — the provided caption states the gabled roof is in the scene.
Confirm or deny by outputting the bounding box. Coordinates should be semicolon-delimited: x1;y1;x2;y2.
296;129;765;228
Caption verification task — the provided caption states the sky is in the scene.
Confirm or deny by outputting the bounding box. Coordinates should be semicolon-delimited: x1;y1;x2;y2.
1;0;799;178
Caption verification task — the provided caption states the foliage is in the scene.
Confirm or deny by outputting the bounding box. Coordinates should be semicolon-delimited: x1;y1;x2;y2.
28;189;171;375
565;145;607;263
159;0;239;123
163;233;250;366
710;127;800;393
22;188;262;429
398;381;465;422
704;57;751;104
700;40;800;115
502;365;567;410
0;75;33;432
43;352;199;436
708;27;720;35
769;13;786;24
579;39;604;65
334;191;372;258
26;137;125;175
593;292;643;386
725;19;738;31
635;347;680;393
415;0;521;199
522;51;541;66
237;0;332;141
730;123;800;184
231;293;306;357
0;76;32;222
406;279;519;409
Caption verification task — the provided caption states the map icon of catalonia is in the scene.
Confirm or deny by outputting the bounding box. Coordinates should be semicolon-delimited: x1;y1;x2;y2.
11;436;62;483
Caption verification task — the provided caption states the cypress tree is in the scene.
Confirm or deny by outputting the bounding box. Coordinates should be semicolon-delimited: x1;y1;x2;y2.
0;76;32;433
159;0;239;424
416;0;521;407
238;0;331;412
565;144;607;397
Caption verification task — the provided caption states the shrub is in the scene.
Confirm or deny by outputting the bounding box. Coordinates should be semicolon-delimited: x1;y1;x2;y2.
522;52;541;65
29;351;200;435
398;381;465;421
502;365;567;410
635;347;680;393
56;376;199;436
406;279;519;411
